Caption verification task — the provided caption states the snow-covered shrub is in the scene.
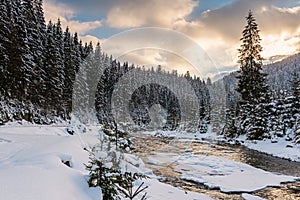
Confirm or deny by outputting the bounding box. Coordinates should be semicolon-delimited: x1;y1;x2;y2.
65;123;86;135
85;149;147;200
85;128;148;200
85;151;120;200
294;128;300;144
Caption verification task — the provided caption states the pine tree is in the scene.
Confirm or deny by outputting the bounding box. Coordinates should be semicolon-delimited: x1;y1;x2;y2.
223;92;238;138
44;20;65;113
5;0;30;100
0;0;10;97
32;0;47;106
63;26;74;114
72;32;81;73
22;0;41;104
236;10;270;140
289;70;300;141
290;70;300;123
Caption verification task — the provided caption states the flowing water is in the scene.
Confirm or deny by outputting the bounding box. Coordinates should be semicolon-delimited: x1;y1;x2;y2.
132;133;300;200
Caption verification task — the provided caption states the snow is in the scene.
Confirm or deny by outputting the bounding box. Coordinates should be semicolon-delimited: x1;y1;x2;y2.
141;129;300;162
243;137;300;162
177;154;299;193
141;179;213;200
139;129;300;196
148;152;299;193
0;126;100;200
1;125;299;200
242;193;266;200
147;152;180;165
0;125;212;200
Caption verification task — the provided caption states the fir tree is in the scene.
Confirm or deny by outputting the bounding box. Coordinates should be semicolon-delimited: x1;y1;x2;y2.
63;26;75;114
236;10;270;140
223;92;238;138
0;0;10;97
22;0;41;104
32;0;47;105
44;20;65;113
289;70;300;141
290;70;300;123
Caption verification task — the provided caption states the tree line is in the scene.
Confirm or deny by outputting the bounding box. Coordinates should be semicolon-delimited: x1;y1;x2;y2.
0;0;211;129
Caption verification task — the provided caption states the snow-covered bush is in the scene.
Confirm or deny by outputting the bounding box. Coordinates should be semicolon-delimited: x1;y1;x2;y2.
294;128;300;144
85;148;147;200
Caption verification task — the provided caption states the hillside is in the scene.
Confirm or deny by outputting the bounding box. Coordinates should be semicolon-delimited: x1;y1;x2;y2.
216;52;300;97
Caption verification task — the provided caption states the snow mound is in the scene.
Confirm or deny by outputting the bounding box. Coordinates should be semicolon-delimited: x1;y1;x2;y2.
0;126;213;200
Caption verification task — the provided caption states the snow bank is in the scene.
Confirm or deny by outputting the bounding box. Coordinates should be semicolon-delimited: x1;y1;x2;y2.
0;126;212;200
141;129;300;162
243;138;300;162
0;126;100;200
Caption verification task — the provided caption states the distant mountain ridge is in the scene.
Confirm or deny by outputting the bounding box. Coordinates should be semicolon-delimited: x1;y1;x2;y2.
217;52;300;97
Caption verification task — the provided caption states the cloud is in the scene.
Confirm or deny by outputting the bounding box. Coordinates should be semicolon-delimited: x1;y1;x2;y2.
80;35;105;46
43;0;300;75
106;0;198;28
173;0;300;66
117;49;203;76
43;0;102;35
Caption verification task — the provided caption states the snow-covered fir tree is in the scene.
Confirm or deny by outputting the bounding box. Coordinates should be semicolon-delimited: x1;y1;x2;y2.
236;10;270;140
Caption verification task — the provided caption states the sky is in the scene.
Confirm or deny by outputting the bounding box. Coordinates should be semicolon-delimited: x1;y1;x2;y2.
43;0;300;78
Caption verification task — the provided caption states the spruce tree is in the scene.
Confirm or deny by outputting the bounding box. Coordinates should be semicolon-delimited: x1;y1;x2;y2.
290;70;300;122
63;26;74;114
236;10;270;140
223;92;238;138
32;0;47;106
0;0;10;97
289;70;300;141
22;0;41;104
6;0;29;100
44;20;65;113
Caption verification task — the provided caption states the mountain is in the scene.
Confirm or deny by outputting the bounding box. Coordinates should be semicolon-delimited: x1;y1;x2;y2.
214;52;300;98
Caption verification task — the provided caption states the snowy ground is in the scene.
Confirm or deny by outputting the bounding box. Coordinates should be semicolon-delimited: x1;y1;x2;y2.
1;125;299;200
0;125;212;200
242;137;300;162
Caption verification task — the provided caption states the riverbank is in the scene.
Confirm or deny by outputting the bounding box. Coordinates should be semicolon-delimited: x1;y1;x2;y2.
0;125;213;200
139;130;300;162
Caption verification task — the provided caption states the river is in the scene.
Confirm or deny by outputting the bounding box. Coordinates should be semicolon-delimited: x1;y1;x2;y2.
132;133;300;200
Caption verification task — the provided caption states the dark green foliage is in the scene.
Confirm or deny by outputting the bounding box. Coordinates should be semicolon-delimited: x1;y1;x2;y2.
236;10;270;139
289;70;300;142
290;70;300;124
0;0;93;123
85;150;147;200
223;92;238;138
85;152;120;200
0;0;212;128
115;172;148;200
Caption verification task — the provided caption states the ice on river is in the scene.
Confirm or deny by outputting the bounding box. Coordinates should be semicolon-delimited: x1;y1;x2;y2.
148;152;299;193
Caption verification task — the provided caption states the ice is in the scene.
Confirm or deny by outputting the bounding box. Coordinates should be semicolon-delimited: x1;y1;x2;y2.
242;193;266;200
173;153;299;193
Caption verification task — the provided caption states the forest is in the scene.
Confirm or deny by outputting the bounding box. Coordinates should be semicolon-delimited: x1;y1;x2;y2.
0;0;210;129
0;0;299;143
